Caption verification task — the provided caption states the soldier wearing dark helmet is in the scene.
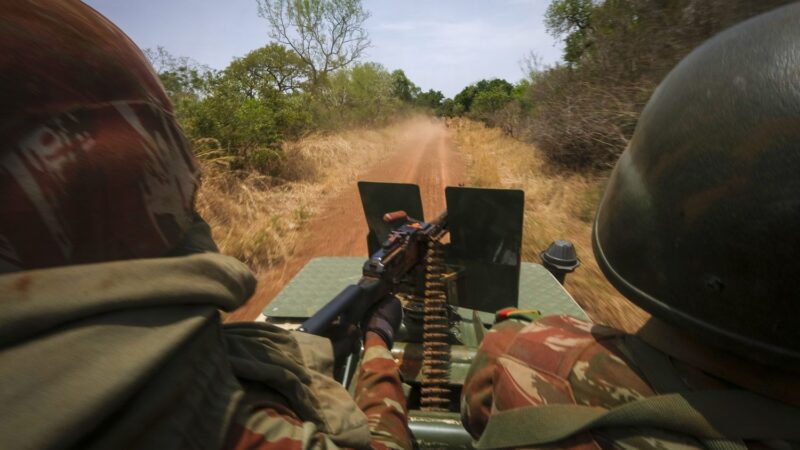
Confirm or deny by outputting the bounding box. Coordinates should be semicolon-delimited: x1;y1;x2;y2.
0;2;411;449
462;3;800;449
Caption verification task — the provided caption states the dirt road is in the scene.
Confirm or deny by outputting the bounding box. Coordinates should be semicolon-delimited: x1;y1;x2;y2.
226;120;466;322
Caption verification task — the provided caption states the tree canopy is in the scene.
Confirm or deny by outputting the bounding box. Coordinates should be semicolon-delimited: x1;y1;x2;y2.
453;79;514;114
390;69;419;103
545;0;594;64
224;44;308;97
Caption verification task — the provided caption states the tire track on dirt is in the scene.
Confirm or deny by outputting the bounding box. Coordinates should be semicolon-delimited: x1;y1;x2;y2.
226;120;465;322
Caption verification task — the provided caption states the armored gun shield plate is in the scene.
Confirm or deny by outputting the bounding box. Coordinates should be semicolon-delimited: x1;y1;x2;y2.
358;181;425;254
445;186;524;312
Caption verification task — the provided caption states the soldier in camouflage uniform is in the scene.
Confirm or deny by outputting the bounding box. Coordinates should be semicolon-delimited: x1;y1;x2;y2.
0;2;411;449
462;4;800;449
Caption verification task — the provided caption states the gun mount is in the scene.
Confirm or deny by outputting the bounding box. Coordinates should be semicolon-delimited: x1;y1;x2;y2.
260;181;589;448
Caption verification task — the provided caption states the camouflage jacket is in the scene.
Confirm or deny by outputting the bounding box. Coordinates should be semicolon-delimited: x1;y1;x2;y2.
461;315;799;450
225;331;412;450
0;253;411;450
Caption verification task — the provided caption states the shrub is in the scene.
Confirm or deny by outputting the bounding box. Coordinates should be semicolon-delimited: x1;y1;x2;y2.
523;0;795;170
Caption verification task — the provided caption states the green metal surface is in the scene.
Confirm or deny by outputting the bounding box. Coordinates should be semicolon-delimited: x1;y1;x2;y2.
264;257;587;321
518;263;589;320
264;257;364;318
263;256;589;449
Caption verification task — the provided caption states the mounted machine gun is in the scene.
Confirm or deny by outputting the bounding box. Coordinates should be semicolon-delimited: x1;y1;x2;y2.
261;181;587;447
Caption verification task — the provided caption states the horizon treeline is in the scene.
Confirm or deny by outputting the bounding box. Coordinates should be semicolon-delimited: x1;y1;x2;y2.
146;0;446;175
149;0;794;175
147;45;443;175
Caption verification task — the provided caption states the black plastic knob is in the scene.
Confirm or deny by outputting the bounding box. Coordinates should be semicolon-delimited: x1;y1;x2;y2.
540;240;580;284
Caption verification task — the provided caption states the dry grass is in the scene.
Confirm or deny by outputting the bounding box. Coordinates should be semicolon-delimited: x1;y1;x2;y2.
448;118;649;332
195;124;401;271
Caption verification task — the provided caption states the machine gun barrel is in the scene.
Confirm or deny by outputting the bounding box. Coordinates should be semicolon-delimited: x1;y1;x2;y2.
297;207;453;389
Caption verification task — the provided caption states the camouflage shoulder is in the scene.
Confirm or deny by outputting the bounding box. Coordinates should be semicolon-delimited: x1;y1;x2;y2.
226;405;344;450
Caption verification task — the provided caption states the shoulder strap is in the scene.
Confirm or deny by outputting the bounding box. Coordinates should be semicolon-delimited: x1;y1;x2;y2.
474;390;800;449
620;336;749;450
619;335;689;394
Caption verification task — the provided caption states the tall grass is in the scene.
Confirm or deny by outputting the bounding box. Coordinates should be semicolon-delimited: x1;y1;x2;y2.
449;118;649;332
195;125;401;270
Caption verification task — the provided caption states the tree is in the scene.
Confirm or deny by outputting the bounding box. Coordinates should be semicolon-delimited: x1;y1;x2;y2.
143;47;214;137
436;99;462;118
319;62;400;126
144;47;203;74
471;89;511;119
414;89;444;110
143;47;212;100
453;79;513;113
181;45;315;163
224;44;308;98
544;0;594;64
519;50;547;82
390;69;419;103
256;0;370;87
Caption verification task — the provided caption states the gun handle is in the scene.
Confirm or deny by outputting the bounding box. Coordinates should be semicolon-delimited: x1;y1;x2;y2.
383;210;408;223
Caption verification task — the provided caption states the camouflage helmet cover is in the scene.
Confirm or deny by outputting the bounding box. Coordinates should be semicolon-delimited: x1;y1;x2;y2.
593;4;800;367
0;1;199;272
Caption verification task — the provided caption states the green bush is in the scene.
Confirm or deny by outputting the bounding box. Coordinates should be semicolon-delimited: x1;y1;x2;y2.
147;44;430;176
524;0;794;169
315;62;407;128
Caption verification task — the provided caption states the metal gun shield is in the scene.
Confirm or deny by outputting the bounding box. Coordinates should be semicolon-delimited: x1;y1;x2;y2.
445;186;524;313
358;181;425;255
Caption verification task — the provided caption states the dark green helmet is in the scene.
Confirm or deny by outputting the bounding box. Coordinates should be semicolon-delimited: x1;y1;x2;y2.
593;4;800;368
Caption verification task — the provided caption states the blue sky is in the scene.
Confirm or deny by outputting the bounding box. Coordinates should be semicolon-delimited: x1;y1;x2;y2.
85;0;563;97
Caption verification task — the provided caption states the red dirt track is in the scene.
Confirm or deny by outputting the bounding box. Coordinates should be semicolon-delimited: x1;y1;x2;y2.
226;120;465;322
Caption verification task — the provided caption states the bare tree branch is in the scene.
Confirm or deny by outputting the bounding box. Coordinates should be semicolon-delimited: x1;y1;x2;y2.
256;0;370;87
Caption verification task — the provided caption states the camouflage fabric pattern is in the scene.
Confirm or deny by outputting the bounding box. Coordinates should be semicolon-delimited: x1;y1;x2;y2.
353;333;413;450
0;1;198;272
226;392;351;450
462;315;741;450
226;332;412;450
